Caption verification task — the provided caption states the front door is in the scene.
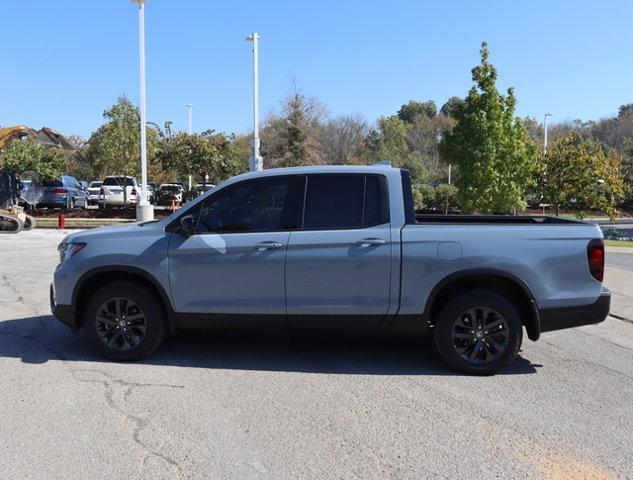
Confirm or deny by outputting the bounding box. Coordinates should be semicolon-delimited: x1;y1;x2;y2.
168;175;302;324
285;174;393;329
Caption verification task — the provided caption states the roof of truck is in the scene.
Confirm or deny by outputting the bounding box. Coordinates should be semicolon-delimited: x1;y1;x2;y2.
229;163;398;183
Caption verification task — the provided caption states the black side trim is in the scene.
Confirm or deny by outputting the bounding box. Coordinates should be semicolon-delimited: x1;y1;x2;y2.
288;314;385;332
50;285;78;330
400;169;415;224
176;314;387;333
539;290;610;333
418;268;541;341
177;313;286;330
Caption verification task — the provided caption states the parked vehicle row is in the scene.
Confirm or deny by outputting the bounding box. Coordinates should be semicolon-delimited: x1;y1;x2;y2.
26;175;203;210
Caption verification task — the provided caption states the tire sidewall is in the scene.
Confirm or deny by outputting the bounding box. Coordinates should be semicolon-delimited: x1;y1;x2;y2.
434;290;522;375
84;281;166;361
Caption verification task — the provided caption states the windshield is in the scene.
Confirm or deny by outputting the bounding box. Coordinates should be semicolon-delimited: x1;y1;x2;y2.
160;185;181;193
89;182;102;188
103;177;135;186
43;180;63;187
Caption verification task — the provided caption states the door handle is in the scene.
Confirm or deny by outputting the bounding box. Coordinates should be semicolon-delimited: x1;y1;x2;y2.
355;238;387;247
254;241;283;251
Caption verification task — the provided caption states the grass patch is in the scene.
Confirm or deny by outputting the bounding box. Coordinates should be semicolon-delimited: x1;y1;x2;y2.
604;239;633;248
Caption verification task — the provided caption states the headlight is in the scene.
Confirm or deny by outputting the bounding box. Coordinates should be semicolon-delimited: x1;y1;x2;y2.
58;242;86;262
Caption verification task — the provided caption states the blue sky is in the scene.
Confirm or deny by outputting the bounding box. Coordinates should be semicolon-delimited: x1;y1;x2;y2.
2;0;632;138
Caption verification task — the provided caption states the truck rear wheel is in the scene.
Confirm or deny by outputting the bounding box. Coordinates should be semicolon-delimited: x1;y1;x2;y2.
434;290;522;375
84;281;166;361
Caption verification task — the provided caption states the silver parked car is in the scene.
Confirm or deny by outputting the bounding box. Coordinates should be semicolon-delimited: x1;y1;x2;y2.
38;175;87;209
86;181;102;206
51;164;609;374
98;176;138;208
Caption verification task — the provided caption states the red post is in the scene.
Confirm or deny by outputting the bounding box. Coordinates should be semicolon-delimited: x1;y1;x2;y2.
58;213;65;229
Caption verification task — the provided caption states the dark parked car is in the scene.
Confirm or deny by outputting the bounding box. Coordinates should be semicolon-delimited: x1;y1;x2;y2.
38;176;87;209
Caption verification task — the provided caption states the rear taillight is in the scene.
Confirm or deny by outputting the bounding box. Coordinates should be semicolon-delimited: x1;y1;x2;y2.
51;189;68;194
587;239;604;282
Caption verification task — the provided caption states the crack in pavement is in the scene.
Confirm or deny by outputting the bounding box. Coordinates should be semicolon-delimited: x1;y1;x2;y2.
70;368;185;478
35;318;187;478
1;274;25;304
2;314;187;478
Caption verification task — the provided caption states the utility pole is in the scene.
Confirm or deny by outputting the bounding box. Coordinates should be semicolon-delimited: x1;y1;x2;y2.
131;0;153;221
245;33;263;171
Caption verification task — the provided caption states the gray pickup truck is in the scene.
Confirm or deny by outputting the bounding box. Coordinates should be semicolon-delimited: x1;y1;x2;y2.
51;164;610;374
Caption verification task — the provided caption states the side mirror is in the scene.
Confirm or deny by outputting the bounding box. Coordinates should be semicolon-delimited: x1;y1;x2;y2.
179;215;197;236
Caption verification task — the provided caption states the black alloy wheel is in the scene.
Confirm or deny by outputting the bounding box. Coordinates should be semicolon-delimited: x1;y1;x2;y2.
94;297;148;351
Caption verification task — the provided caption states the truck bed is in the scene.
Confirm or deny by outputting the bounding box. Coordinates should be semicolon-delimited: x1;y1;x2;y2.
414;214;582;225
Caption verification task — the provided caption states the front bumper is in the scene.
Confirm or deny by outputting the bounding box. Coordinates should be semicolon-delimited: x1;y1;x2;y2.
50;285;78;330
538;289;611;333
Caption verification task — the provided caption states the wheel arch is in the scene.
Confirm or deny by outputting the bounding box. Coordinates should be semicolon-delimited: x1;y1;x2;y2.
72;265;177;333
423;268;541;341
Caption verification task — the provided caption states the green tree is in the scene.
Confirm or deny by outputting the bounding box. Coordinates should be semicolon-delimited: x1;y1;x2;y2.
439;96;465;118
412;183;435;210
154;131;247;186
434;183;459;213
397;100;437;123
540;133;625;219
65;135;96;181
409;114;455;182
260;87;327;167
87;97;159;180
369;115;427;182
439;42;538;213
0;139;67;179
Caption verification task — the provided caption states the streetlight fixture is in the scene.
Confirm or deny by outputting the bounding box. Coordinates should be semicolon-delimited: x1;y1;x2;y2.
245;33;263;171
544;113;553;155
131;0;153;221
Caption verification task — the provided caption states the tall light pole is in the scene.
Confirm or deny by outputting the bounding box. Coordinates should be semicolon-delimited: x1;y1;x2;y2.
187;104;193;190
544;113;553;154
132;0;153;221
187;103;193;135
245;33;263;171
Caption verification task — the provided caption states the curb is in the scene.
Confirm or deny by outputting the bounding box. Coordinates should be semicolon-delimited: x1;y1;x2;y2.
34;218;135;229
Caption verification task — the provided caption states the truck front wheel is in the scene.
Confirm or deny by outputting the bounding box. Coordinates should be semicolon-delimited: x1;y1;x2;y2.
84;281;166;361
434;290;522;375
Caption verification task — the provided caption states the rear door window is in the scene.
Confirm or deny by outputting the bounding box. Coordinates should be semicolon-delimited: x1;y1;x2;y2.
302;174;389;230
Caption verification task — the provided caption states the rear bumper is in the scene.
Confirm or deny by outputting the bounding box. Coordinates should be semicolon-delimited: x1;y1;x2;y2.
50;285;78;330
100;196;136;206
538;289;610;333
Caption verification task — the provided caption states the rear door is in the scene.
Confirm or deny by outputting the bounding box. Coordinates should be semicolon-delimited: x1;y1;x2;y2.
285;174;392;329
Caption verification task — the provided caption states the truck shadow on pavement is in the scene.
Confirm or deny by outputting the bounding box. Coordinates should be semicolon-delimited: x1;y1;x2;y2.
1;315;540;376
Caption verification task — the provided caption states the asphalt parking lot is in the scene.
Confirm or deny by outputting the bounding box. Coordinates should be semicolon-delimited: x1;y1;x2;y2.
1;230;632;480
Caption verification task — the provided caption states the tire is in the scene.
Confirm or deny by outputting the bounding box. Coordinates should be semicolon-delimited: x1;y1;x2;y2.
84;281;166;361
434;290;523;375
23;215;35;231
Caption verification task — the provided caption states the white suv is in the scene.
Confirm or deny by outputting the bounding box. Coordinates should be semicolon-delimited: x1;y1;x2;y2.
98;176;138;208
